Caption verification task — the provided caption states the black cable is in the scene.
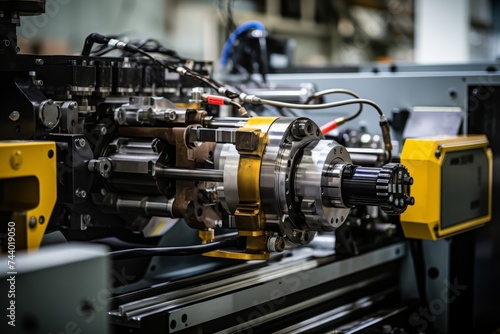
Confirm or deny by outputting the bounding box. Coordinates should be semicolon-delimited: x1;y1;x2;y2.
84;35;240;98
244;94;392;162
257;34;268;83
82;33;109;56
110;238;238;260
135;49;240;96
88;34;125;56
134;49;216;90
257;97;383;116
91;46;115;57
305;88;363;123
135;38;161;49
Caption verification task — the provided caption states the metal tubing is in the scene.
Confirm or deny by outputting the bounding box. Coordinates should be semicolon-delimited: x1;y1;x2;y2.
154;166;224;182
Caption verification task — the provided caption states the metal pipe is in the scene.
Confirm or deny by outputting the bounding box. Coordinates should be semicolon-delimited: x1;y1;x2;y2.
207;117;248;128
95;194;174;217
154;166;224;182
116;197;174;217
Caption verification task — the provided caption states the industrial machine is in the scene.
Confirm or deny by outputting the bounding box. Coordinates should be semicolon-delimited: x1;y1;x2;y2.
0;1;498;334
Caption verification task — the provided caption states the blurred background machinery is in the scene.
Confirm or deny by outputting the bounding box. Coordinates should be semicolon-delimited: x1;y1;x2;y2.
1;1;500;334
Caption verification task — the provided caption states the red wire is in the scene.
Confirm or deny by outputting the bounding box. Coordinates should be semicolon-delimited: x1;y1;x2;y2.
320;120;338;134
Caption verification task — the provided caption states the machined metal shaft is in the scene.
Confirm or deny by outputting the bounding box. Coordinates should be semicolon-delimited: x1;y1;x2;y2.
153;166;224;182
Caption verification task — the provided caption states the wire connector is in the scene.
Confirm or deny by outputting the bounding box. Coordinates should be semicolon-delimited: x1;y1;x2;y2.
239;93;261;104
176;67;188;76
379;116;393;163
202;94;230;106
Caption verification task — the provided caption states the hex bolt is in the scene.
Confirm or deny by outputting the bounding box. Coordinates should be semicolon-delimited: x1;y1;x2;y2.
167;111;177;121
75;138;86;148
267;236;286;252
34;80;44;87
100;126;107;135
75;188;87;198
9;111;20;121
292;119;314;138
29;216;37;229
69;102;78;110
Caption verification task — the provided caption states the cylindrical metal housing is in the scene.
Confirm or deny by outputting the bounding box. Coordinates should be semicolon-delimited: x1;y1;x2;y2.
103;138;160;194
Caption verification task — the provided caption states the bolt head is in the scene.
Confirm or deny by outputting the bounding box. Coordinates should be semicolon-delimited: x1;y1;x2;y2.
29;216;37;229
75;188;87;198
10;150;22;170
9;111;20;121
75;138;86;148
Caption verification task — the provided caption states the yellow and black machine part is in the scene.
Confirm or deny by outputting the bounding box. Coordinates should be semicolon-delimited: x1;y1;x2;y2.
0;141;57;251
400;135;492;240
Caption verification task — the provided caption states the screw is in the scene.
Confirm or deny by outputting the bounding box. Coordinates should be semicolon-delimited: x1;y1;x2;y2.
83;214;92;224
75;138;86;148
100;188;107;196
167;111;177;121
34;80;44;87
10;150;22;169
35;58;44;66
100;126;107;135
75;188;87;198
9;111;20;121
39;216;45;224
69;102;78;110
448;89;457;99
29;216;37;229
0;39;10;47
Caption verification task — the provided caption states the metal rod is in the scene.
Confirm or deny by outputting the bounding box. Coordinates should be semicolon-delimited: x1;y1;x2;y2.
116;198;174;217
154;166;224;182
207;117;248;128
346;148;387;166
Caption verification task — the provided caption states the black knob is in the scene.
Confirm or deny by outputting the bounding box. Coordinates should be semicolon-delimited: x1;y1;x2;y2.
341;163;414;214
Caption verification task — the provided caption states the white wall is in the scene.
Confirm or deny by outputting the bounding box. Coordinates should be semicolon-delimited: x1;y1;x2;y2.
19;0;167;53
415;0;469;63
